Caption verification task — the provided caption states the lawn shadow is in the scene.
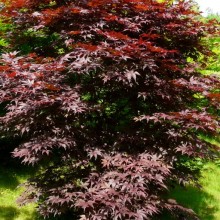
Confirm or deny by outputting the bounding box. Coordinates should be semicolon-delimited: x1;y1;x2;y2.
156;185;219;220
0;168;20;190
0;206;19;220
0;136;36;190
0;162;38;190
0;205;39;220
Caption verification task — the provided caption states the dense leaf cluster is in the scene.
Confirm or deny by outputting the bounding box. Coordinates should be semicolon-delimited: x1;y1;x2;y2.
0;0;219;219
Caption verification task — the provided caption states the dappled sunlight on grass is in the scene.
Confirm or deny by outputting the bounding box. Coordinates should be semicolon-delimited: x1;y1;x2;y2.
0;166;39;220
200;70;220;76
158;162;220;220
159;137;220;220
199;163;220;220
0;206;36;220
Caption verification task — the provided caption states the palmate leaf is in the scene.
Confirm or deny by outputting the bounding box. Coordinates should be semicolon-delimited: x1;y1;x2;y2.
125;70;140;82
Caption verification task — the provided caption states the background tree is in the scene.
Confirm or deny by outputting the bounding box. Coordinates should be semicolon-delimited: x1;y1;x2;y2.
0;0;219;219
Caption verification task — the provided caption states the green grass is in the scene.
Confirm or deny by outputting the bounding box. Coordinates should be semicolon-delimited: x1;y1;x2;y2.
0;166;39;220
158;137;220;220
163;162;220;220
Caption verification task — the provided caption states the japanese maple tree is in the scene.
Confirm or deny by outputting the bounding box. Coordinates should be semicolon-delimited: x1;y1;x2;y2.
0;0;219;219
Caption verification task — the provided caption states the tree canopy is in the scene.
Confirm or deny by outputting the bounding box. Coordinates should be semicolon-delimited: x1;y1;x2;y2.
0;0;219;219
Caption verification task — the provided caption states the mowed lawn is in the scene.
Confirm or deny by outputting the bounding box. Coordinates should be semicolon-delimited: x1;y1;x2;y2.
165;162;220;220
0;166;39;220
161;136;220;220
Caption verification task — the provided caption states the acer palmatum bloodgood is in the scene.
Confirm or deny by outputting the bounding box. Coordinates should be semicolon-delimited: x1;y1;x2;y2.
0;0;219;219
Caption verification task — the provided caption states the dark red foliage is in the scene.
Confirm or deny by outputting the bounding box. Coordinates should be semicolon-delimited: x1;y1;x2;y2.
0;0;219;219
